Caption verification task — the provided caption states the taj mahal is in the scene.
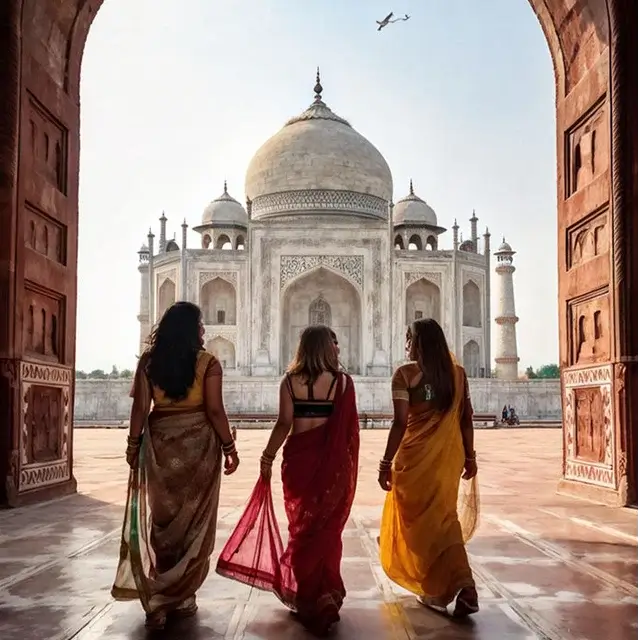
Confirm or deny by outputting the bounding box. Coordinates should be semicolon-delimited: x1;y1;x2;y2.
134;72;524;412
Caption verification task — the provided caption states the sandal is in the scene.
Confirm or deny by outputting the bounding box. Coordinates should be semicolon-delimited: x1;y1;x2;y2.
453;586;479;617
416;595;448;614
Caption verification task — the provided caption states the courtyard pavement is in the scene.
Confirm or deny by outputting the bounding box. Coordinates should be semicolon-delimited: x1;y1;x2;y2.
0;429;637;639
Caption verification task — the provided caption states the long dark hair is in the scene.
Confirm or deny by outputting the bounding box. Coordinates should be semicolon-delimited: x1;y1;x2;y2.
144;301;204;401
407;318;455;412
287;325;340;384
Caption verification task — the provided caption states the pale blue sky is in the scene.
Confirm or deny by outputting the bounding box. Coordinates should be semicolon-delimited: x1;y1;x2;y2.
77;0;558;372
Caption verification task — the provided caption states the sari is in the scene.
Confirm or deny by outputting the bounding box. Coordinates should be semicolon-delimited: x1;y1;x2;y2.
217;373;360;631
112;354;223;618
379;360;480;605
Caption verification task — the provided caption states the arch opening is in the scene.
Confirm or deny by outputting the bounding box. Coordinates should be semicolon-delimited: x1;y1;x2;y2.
157;279;176;320
405;278;441;325
235;235;245;250
216;234;232;250
462;280;482;328
463;340;481;378
200;277;237;325
206;337;236;369
408;234;422;251
281;267;361;374
394;234;404;250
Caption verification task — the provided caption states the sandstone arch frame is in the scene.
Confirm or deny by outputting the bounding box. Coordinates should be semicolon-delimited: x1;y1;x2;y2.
0;0;635;506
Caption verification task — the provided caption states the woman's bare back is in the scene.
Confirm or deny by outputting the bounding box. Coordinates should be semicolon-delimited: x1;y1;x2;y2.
287;371;340;434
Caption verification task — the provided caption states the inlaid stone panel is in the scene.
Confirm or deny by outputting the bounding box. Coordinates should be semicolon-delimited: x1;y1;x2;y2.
27;92;68;194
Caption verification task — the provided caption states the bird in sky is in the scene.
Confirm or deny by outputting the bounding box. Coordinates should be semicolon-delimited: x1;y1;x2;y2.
376;12;411;31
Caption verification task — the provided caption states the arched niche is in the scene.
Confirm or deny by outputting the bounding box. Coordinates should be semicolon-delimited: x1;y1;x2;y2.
202;234;212;249
408;234;422;250
462;280;482;328
463;340;481;377
426;235;437;250
200;277;236;325
206;337;236;369
405;278;441;325
157;278;176;319
394;234;404;250
216;234;232;250
281;267;361;374
235;235;245;250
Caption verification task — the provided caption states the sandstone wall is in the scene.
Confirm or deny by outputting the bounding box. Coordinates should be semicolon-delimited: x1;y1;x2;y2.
73;377;561;422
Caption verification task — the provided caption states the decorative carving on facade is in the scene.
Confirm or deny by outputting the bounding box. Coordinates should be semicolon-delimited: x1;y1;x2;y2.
198;270;238;288
280;255;364;290
562;364;615;489
404;271;443;289
252;190;387;219
24;202;66;265
204;327;237;343
567;208;609;269
18;361;72;492
566;97;608;197
157;269;178;287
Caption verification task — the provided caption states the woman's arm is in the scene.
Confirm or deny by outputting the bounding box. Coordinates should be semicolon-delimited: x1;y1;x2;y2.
129;357;152;440
460;372;477;479
203;358;235;444
126;357;152;467
260;379;294;478
378;369;410;490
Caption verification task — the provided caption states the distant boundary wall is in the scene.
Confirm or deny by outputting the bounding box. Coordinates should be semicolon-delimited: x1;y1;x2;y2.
74;377;561;423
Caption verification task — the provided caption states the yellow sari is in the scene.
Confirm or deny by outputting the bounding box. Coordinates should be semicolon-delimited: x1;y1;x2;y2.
379;361;480;604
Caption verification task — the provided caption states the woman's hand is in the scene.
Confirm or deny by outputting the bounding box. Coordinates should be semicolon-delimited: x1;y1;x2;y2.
462;457;478;480
260;450;275;481
224;451;240;475
378;468;392;491
125;435;141;469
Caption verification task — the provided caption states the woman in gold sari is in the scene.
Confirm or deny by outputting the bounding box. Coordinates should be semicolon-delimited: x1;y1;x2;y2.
111;301;240;630
378;318;480;616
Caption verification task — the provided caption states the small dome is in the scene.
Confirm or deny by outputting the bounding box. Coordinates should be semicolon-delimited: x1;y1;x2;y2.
245;71;393;221
496;237;514;253
393;180;438;227
166;239;180;252
201;182;248;227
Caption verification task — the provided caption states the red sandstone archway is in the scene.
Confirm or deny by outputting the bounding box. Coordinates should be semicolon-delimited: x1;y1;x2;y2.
0;0;636;507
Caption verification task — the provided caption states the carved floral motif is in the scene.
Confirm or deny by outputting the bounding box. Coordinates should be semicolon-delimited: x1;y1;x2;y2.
404;272;443;289
198;271;238;288
280;255;364;290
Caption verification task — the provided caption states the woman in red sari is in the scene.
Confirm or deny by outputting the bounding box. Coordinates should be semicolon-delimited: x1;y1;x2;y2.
256;325;360;635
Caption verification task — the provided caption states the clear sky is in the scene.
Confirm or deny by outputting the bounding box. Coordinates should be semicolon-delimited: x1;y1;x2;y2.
77;0;558;373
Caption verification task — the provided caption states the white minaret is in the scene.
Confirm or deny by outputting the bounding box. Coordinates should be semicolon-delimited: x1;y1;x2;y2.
494;238;519;379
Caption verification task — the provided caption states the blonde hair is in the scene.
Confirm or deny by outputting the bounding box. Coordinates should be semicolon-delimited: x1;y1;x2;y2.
287;325;340;384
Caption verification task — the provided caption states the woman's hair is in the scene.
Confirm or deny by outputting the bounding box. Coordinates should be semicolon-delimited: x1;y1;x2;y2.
287;325;340;384
407;318;455;412
144;301;204;401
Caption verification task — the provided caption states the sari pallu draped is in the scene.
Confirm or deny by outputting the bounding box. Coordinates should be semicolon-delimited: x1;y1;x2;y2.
111;410;222;615
380;363;480;606
216;374;360;629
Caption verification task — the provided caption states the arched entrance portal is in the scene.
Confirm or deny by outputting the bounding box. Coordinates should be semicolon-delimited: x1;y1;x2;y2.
0;1;635;507
281;268;361;374
206;337;236;370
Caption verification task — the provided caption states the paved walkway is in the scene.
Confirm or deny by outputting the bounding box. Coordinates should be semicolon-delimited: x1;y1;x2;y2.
0;429;637;639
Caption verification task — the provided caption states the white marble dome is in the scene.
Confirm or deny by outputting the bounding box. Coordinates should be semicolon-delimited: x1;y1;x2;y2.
393;181;438;227
245;73;393;221
201;182;248;227
496;238;514;253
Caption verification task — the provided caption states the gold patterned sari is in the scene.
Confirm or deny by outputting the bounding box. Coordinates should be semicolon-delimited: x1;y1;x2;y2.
112;354;222;616
379;360;480;604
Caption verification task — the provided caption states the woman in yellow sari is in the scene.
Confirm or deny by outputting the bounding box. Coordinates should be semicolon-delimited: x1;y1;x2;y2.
378;318;480;616
111;302;240;630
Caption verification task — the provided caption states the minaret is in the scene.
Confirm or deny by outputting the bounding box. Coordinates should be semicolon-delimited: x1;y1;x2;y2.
452;219;460;251
483;227;492;377
137;243;150;355
494;238;519;380
180;219;188;301
147;228;156;326
159;212;167;253
470;210;478;252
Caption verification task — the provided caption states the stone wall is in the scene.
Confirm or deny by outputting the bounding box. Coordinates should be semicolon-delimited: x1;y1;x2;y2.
73;377;561;422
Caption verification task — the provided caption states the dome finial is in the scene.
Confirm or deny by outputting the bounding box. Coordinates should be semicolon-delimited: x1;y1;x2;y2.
409;179;414;195
314;67;323;103
223;180;228;194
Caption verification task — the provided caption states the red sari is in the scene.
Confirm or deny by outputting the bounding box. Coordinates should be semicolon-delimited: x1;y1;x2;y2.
217;373;360;633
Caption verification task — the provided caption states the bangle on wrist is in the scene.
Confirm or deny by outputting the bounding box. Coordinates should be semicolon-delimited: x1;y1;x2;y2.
378;458;392;471
465;451;476;461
